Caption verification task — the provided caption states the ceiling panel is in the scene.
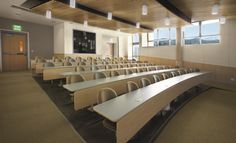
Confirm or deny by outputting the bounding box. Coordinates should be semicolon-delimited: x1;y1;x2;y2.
168;0;236;22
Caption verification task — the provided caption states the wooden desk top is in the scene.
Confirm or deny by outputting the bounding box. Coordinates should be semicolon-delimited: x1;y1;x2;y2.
93;72;209;122
63;69;177;92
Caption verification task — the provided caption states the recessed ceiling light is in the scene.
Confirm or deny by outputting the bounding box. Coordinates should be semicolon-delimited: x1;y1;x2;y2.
84;20;88;27
136;22;140;28
142;4;148;15
164;17;170;26
107;12;112;20
212;4;219;15
46;10;52;19
219;16;226;24
70;0;76;8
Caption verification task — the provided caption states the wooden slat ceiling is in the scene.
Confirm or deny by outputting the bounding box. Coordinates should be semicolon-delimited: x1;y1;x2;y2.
29;0;236;33
31;0;188;33
168;0;236;22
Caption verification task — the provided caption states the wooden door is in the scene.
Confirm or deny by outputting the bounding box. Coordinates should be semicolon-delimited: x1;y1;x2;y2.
2;32;28;72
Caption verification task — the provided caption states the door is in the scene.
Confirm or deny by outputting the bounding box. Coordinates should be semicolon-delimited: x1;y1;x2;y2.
2;32;28;72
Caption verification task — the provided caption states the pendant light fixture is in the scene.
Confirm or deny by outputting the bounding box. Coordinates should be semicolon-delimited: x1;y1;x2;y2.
69;0;76;8
136;22;140;28
212;4;219;15
46;10;52;19
84;20;88;27
107;12;112;20
164;17;170;26
142;4;148;15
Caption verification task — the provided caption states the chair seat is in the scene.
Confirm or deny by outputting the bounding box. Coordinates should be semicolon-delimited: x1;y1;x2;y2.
103;119;116;132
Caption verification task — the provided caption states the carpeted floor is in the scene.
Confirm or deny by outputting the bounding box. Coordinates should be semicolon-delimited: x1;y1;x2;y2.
2;71;235;143
0;71;85;143
154;88;236;143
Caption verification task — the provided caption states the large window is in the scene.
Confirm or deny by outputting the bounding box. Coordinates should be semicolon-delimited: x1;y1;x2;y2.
132;33;140;60
183;19;220;45
201;20;220;44
142;28;176;47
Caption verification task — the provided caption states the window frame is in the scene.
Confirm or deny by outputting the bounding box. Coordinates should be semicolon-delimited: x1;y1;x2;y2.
142;28;177;48
183;20;221;45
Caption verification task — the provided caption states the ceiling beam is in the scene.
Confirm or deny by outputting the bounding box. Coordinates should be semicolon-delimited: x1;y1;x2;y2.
56;0;153;30
21;0;50;9
156;0;191;23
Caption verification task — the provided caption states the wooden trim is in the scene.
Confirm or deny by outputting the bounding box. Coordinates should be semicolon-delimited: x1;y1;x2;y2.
156;0;191;23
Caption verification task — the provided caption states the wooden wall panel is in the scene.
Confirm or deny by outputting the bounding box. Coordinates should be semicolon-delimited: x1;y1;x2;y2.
140;56;236;85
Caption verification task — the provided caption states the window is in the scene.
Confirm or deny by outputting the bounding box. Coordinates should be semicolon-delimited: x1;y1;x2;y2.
148;32;154;46
141;33;148;47
158;28;170;46
141;28;176;47
201;20;220;44
183;19;220;45
132;34;140;60
183;22;200;45
170;28;176;45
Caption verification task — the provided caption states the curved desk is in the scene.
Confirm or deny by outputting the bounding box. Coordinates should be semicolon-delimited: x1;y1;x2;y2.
63;69;179;110
93;72;211;143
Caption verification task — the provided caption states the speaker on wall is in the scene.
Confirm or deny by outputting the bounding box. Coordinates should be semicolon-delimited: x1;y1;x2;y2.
73;30;96;54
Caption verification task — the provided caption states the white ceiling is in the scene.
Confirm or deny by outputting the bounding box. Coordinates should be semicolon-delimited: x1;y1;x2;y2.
0;0;62;26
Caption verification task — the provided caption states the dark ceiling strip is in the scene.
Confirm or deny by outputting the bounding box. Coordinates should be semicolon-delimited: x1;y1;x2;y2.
56;0;153;30
156;0;191;23
21;0;50;9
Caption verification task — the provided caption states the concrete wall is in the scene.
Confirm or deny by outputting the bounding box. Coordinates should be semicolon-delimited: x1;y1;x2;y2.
0;17;54;58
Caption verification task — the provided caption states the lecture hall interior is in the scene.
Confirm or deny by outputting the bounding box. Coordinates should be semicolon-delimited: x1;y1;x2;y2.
0;0;236;143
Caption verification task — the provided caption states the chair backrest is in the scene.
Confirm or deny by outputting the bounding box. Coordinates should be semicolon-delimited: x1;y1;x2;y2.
69;74;86;84
78;66;85;72
97;88;118;104
125;69;133;75
111;71;119;77
162;73;170;80
138;68;144;73
178;70;185;75
106;65;112;69
119;65;123;68
148;67;156;71
94;72;107;79
140;78;151;87
127;81;139;92
79;62;86;66
64;62;72;66
92;66;99;71
153;74;162;82
55;59;62;62
69;58;76;63
171;71;178;77
44;62;54;67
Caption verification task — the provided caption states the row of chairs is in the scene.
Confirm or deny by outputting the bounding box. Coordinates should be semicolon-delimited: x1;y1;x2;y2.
96;68;200;131
43;61;151;68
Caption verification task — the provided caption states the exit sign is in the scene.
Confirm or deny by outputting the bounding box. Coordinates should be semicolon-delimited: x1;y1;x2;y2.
12;25;22;31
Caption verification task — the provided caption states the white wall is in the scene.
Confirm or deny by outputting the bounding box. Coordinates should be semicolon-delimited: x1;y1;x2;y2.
139;46;176;60
54;22;130;57
183;19;236;68
139;19;236;68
